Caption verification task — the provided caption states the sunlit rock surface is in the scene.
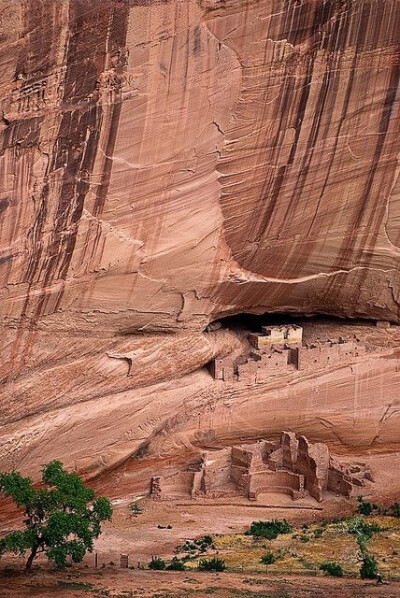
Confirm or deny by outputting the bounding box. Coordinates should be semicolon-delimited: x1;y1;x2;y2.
0;0;399;481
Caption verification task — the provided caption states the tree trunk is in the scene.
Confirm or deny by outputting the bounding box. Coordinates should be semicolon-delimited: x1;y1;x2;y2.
25;544;40;571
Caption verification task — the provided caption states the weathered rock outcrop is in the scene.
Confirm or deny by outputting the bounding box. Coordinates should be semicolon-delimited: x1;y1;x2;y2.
0;1;399;482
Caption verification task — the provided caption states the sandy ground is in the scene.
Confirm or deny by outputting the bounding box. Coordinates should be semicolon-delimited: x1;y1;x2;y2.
1;568;399;598
1;492;340;569
2;492;400;597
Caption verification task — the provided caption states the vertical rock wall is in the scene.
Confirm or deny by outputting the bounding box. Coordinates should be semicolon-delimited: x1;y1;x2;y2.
0;0;399;336
0;0;399;477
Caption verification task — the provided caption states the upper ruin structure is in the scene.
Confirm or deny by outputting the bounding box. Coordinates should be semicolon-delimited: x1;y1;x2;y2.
209;325;387;384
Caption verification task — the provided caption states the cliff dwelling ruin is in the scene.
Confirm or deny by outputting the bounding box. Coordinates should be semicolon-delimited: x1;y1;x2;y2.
150;432;374;504
208;319;388;384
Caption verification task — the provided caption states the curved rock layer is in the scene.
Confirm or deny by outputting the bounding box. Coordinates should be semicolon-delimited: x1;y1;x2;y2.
0;0;399;336
0;1;399;481
1;344;399;480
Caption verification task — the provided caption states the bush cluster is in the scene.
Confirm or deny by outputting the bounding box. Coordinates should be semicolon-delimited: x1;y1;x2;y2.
249;519;292;540
260;552;276;565
148;556;186;570
180;535;214;554
319;561;344;577
346;517;383;540
360;554;378;579
198;557;226;572
166;557;186;571
148;557;166;570
357;497;378;516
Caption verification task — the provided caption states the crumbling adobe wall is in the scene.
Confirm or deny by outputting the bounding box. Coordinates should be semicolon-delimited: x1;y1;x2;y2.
281;431;299;469
236;349;292;383
248;469;304;501
209;355;236;381
297;341;366;371
200;448;234;498
255;350;292;382
295;436;330;502
327;466;357;497
210;337;374;384
151;471;197;501
230;446;256;488
327;459;374;498
150;432;374;503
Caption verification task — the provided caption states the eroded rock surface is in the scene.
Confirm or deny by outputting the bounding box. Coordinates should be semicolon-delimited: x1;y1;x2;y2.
1;0;399;333
0;1;399;483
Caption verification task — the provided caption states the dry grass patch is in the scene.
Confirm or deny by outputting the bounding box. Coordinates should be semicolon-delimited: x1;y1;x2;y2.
184;516;400;578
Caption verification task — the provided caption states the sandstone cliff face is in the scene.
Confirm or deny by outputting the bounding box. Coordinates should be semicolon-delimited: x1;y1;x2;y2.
1;0;399;334
0;1;399;478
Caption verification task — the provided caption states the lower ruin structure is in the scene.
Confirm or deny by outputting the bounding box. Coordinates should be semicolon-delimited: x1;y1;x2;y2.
151;433;373;503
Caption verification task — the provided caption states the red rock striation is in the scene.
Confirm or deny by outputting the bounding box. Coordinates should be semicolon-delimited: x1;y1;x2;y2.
0;0;399;334
0;1;399;484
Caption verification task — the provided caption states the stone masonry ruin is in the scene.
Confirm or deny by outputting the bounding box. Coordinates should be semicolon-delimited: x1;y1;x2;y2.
209;324;384;383
151;432;373;503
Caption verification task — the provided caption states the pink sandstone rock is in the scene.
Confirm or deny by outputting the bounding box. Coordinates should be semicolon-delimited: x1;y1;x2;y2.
0;1;399;484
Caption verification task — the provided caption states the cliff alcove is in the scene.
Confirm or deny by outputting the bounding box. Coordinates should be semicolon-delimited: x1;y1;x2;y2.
0;0;399;501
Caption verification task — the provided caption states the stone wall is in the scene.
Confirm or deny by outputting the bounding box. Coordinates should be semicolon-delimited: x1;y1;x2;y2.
209;355;236;381
295;436;330;502
150;433;373;502
248;469;304;501
151;471;197;501
297;340;366;371
200;449;234;498
210;336;371;383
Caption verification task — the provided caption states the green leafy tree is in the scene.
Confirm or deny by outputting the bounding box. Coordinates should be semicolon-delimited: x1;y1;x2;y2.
0;461;112;570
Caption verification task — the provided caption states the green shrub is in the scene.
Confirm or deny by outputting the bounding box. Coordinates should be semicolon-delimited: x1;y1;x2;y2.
180;536;214;554
149;557;166;570
249;519;292;540
347;517;382;540
392;503;400;517
260;552;276;565
360;554;378;579
198;557;226;572
313;527;324;538
319;561;344;577
299;534;309;543
357;497;374;516
166;557;186;571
